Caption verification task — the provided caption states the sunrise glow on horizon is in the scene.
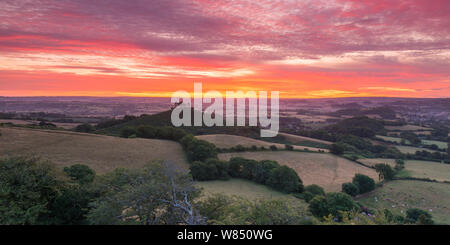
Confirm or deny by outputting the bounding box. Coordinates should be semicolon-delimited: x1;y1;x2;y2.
0;0;449;98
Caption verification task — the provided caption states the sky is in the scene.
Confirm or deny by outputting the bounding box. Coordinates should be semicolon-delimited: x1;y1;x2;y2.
0;0;449;98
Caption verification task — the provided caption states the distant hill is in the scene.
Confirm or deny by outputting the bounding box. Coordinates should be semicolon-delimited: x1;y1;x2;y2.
97;109;262;138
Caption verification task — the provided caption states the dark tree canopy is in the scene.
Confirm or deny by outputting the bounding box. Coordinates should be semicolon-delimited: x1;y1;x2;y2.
352;174;375;194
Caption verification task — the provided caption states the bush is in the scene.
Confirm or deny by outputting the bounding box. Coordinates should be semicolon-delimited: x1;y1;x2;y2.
352;174;375;194
63;164;96;184
295;191;314;202
341;182;359;196
267;166;303;193
235;145;246;152
190;161;215;181
190;159;229;181
304;184;325;196
75;123;95;133
241;158;259;180
180;134;195;149
136;125;157;138
285;144;294;151
329;143;345;155
49;186;94;225
308;195;329;219
270;145;278;151
309;192;359;220
374;164;395;181
228;157;245;178
120;127;137;138
253;160;280;184
406;208;433;224
184;137;217;162
0;157;65;224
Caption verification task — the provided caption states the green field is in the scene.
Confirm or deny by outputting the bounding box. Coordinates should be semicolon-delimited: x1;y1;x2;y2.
397;160;450;182
385;125;431;131
395;145;437;154
358;180;450;224
358;158;397;167
197;178;294;200
376;135;409;144
219;151;378;192
196;134;328;152
421;140;448;150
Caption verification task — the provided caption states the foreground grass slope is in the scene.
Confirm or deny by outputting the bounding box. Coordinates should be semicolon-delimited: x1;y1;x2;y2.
219;151;378;192
0;127;189;173
358;180;450;224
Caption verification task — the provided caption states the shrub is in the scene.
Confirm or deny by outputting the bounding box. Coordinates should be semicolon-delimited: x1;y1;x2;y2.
49;186;94;225
136;125;157;138
235;145;246;152
308;195;329;219
304;184;325;196
329;143;345;155
406;208;433;224
341;182;359;196
228;157;245;177
185;138;217;162
63;164;96;184
352;174;375;194
285;144;294;151
120;126;137;138
270;145;278;151
253;160;279;184
0;157;65;224
190;161;216;181
326;192;359;220
374;164;395;181
241;158;259;180
190;158;230;181
180;134;195;149
295;191;314;203
75;123;95;133
309;192;359;220
267;166;303;193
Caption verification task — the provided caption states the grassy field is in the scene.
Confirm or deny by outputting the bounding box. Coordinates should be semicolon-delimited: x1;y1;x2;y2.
375;135;408;144
219;151;378;192
278;132;333;145
358;180;450;224
421;140;448;150
397;160;450;182
395;145;437;154
197;178;293;200
0;127;189;173
385;125;431;131
197;134;329;152
358;158;397;167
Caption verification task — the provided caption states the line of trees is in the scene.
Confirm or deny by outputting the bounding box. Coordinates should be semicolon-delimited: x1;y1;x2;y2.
191;157;304;194
341;174;376;197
